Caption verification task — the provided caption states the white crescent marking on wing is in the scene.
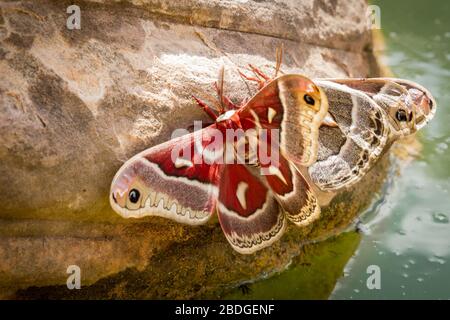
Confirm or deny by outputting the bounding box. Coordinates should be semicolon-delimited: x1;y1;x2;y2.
236;181;249;210
267;165;288;185
268;107;277;124
174;157;194;168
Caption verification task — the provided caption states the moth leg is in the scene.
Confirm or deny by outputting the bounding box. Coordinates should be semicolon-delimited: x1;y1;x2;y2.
213;82;238;110
250;64;272;89
248;64;271;82
215;66;226;113
192;95;218;120
237;45;284;91
274;43;283;78
238;68;267;90
223;95;239;110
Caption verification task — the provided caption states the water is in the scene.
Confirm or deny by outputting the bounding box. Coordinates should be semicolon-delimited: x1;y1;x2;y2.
225;0;450;300
331;0;450;299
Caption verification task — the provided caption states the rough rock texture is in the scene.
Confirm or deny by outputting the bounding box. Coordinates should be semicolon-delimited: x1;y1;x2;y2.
0;0;383;298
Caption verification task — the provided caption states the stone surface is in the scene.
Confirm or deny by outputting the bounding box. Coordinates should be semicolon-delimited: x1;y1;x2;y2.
0;0;382;298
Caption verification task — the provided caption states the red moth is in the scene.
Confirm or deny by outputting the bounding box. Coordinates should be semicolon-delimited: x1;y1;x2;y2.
110;67;328;254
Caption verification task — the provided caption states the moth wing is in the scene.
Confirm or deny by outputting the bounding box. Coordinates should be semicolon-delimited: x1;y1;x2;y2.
110;126;223;225
238;74;328;167
263;155;320;227
217;163;286;254
319;77;436;130
309;80;390;190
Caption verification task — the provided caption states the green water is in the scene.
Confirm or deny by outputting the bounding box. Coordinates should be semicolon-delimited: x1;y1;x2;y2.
225;0;450;300
332;0;450;299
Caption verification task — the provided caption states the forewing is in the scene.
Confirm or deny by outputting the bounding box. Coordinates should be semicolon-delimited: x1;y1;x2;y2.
309;80;390;190
110;126;222;225
238;74;328;167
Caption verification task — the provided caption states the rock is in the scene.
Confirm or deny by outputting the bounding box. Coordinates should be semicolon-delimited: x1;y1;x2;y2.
0;0;384;298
